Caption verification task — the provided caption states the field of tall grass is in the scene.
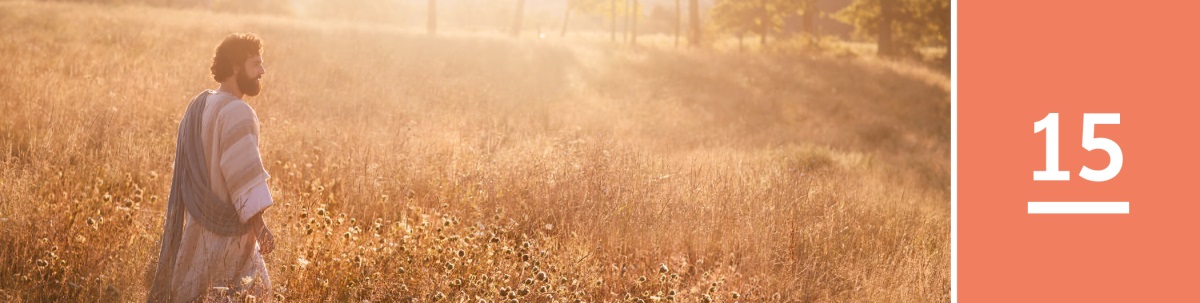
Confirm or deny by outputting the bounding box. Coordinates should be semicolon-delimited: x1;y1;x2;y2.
0;1;949;302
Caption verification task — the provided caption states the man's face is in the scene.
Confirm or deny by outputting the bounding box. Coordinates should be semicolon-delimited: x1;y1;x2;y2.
237;55;266;97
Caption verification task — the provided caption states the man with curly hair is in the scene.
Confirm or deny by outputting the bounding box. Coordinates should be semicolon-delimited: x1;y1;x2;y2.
148;32;276;302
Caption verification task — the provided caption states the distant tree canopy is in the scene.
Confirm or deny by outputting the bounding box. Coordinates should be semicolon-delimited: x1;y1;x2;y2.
560;0;614;36
836;0;950;58
708;0;949;59
711;0;816;47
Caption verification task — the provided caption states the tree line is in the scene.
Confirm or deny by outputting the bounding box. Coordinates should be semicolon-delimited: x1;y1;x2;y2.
78;0;950;59
488;0;949;58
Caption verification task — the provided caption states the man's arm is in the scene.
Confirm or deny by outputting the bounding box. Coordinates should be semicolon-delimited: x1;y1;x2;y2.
238;182;275;255
248;211;275;255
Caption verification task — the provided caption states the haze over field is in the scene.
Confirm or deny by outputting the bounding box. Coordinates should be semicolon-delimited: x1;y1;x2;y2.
0;1;949;302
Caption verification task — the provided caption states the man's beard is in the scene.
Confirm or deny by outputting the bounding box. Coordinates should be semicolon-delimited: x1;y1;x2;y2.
237;71;263;97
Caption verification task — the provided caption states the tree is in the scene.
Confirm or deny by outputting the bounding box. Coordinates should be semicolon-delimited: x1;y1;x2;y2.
628;0;638;42
712;0;799;47
712;0;755;49
836;0;951;59
561;0;609;37
631;0;638;44
427;0;437;35
799;0;818;36
675;0;681;47
513;0;526;36
611;0;617;41
688;0;701;47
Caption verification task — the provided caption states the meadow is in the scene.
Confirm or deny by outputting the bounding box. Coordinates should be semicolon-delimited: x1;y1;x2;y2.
0;1;950;302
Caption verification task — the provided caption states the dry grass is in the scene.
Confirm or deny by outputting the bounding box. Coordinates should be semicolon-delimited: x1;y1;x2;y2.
0;1;949;302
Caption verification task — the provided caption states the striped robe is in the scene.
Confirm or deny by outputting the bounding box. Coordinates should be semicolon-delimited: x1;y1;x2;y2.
168;90;273;302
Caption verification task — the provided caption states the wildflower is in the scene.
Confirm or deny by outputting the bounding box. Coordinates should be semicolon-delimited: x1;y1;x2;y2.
732;292;740;299
659;264;669;274
638;276;647;283
536;271;547;282
444;262;454;272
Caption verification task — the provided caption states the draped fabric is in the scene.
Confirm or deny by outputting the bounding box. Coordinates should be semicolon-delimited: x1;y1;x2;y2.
148;90;271;302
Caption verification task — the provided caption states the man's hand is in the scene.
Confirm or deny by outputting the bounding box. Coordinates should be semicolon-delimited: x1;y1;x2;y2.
257;224;275;255
249;212;275;255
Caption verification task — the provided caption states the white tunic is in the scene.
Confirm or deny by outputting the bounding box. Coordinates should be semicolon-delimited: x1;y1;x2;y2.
169;90;274;302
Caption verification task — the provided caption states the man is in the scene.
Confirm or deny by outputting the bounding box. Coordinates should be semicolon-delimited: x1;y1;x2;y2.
148;32;277;302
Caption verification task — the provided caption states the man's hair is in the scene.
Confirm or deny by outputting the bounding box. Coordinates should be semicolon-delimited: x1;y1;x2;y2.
210;33;263;82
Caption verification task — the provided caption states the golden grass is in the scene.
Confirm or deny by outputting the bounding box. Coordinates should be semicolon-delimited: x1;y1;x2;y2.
0;1;949;302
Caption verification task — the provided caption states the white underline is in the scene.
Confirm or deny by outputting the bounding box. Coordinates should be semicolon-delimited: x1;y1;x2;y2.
1028;202;1129;214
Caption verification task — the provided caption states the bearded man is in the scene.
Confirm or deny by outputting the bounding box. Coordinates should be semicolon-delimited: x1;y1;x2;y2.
148;32;277;302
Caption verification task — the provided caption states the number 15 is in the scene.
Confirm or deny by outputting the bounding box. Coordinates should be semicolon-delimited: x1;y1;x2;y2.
1034;113;1123;182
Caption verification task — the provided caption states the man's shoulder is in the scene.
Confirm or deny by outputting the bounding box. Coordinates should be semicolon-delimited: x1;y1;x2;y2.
211;95;257;122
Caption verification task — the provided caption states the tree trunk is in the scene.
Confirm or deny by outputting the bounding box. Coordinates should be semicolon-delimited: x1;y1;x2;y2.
625;0;632;42
878;0;894;57
611;0;617;42
512;0;525;36
688;0;700;47
759;0;768;46
427;0;437;35
802;2;816;36
674;0;681;47
943;33;952;64
631;0;638;44
561;2;572;37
